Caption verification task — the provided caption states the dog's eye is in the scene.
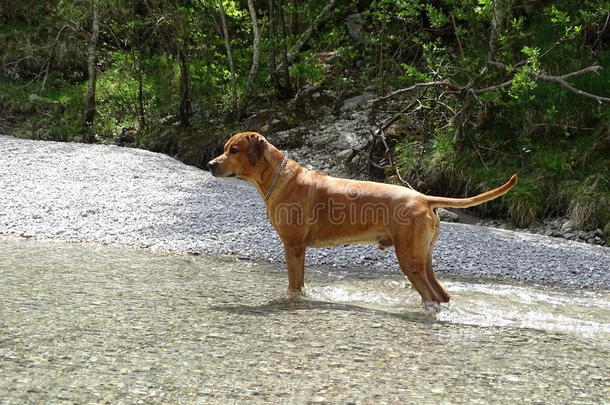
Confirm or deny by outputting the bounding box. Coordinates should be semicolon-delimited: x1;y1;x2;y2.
229;147;238;154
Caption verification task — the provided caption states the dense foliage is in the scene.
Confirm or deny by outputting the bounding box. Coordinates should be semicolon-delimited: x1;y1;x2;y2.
1;0;609;231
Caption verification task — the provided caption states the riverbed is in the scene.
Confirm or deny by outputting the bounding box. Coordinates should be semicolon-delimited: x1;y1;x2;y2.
0;237;608;404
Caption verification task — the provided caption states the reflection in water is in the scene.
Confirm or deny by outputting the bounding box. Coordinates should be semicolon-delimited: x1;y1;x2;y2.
1;237;608;404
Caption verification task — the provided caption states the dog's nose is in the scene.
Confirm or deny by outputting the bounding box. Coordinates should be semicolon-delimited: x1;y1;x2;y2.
207;161;217;171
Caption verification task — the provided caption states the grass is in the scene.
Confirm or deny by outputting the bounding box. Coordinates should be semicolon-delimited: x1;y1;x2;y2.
567;175;610;230
0;75;87;141
0;78;31;113
505;181;543;227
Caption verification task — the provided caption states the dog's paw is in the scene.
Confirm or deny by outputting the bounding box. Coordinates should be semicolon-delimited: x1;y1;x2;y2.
422;300;442;316
286;288;304;299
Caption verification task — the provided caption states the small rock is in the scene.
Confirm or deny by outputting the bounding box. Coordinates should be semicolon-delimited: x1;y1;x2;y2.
28;93;43;102
561;220;574;232
336;148;355;163
437;208;459;222
602;222;610;236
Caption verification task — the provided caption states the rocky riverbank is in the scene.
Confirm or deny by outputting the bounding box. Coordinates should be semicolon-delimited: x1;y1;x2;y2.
1;135;608;290
476;217;607;246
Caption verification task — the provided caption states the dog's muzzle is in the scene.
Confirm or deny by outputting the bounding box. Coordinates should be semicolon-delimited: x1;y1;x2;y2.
207;160;220;177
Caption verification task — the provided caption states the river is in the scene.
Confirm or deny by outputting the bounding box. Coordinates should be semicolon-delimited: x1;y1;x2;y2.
0;237;608;404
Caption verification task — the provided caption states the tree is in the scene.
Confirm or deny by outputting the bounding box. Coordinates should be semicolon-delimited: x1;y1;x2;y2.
236;0;261;118
83;0;100;139
267;0;293;97
177;38;192;127
218;0;237;107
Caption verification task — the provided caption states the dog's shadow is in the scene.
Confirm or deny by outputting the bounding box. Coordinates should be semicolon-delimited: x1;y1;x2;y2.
209;296;434;324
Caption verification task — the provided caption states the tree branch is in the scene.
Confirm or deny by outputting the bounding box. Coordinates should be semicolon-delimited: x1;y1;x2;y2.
487;0;505;62
369;81;461;104
536;66;610;103
549;63;602;80
285;0;338;65
450;13;464;59
473;78;514;94
372;64;609;104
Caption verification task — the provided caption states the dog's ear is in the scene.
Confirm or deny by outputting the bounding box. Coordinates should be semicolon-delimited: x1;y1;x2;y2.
247;133;267;165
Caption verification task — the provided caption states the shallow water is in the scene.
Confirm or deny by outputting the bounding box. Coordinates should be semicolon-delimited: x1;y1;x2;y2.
0;237;608;404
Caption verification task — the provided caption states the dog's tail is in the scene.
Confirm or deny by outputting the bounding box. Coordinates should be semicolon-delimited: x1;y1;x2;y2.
425;174;517;209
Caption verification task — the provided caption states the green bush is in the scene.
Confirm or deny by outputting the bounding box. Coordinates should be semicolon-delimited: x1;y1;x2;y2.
506;181;543;227
289;51;327;87
531;149;571;179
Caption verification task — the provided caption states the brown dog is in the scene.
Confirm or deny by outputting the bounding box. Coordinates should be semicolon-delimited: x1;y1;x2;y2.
208;132;517;306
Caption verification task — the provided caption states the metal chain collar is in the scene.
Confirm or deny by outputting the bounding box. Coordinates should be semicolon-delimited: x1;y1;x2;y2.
264;156;288;201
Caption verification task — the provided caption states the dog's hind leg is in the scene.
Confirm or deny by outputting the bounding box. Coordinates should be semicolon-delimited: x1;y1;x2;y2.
391;209;443;304
394;249;443;304
425;223;450;303
426;250;450;303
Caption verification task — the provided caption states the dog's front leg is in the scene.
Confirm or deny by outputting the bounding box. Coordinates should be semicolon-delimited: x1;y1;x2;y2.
283;242;305;298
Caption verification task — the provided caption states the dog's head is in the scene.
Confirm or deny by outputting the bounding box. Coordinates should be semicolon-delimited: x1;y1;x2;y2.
207;132;268;178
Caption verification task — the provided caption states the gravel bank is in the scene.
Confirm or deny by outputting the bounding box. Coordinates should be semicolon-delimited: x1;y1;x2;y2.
1;135;608;290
